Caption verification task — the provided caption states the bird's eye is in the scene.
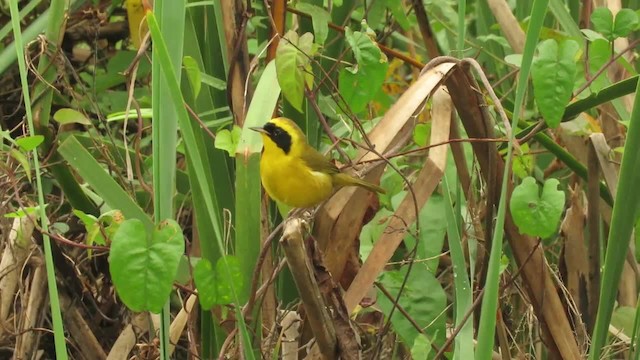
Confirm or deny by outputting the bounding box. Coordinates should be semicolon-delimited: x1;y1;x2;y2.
273;128;281;136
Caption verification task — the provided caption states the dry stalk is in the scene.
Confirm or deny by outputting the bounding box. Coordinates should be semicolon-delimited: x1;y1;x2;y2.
0;215;36;334
59;292;107;359
16;263;47;359
280;218;337;359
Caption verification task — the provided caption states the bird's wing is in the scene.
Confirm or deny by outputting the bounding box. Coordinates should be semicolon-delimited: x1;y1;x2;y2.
300;146;340;175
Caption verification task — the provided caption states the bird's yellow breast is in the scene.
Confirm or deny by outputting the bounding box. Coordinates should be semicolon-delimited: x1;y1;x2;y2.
259;150;334;208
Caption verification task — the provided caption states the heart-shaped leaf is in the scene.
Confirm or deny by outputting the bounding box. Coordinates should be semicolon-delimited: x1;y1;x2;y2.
183;56;201;98
16;135;44;151
510;177;565;238
194;255;243;309
612;8;639;39
109;218;184;313
339;27;388;113
275;31;315;113
591;7;614;39
531;39;579;128
214;125;242;157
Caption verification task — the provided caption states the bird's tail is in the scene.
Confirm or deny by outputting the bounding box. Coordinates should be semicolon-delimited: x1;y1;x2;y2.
333;173;386;194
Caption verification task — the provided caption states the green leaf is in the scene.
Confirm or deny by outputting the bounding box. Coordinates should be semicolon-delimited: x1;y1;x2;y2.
531;39;579;128
477;34;511;49
4;205;45;218
109;219;185;313
611;306;636;336
612;8;639;38
410;334;432;359
295;3;330;45
183;56;202;98
387;0;411;30
16;135;44;151
339;27;388;113
591;7;614;40
201;73;227;90
53;108;91;125
504;54;522;68
214;125;242;157
581;29;607;42
343;26;384;65
413;123;431;147
365;0;386;28
275;31;315;112
194;256;243;309
9;148;31;181
73;209;98;227
512;143;533;178
510;177;565;238
377;265;446;347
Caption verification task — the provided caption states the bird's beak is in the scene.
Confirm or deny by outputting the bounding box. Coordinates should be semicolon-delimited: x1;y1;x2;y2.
249;126;268;134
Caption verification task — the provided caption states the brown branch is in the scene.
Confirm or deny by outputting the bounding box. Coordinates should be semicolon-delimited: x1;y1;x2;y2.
280;218;337;359
411;0;441;59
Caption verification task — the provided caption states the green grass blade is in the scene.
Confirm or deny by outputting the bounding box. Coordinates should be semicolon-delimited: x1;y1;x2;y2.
476;0;549;357
442;175;474;359
9;1;68;357
456;0;466;56
235;60;281;301
146;11;257;358
151;1;186;358
589;68;640;360
0;0;41;41
58;136;152;228
548;0;582;39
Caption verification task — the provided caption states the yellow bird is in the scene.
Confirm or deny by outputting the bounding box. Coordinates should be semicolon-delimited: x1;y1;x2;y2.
250;117;385;208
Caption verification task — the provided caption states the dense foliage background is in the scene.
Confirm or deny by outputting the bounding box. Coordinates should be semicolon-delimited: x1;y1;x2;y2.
1;0;640;359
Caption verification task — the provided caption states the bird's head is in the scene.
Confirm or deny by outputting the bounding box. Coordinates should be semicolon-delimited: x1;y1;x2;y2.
250;117;307;155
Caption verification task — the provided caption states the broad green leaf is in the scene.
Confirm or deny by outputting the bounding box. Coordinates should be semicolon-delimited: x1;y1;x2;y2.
591;7;614;39
194;259;217;309
9;148;31;181
611;306;636;337
399;194;448;273
275;31;315;112
377;265;446;348
194;255;243;309
50;222;70;234
413;123;431;146
411;334;432;359
581;29;606;42
365;0;387;28
387;0;411;30
53;108;91;125
531;39;579;128
214;125;242;157
16;135;44;151
512;143;533;178
587;39;613;92
339;27;388;113
295;3;330;45
510;177;565;238
109;219;185;313
343;26;385;66
504;54;522;68
612;8;639;39
183;56;201;98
